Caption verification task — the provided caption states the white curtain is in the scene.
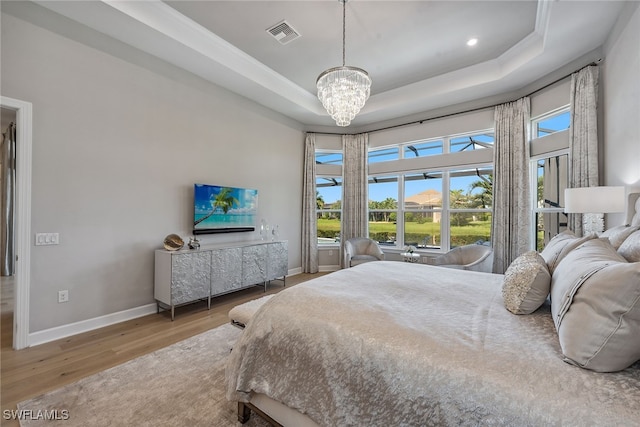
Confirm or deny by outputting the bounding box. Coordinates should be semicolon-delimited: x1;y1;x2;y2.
2;122;16;276
568;65;600;235
491;97;531;274
301;133;318;273
340;133;369;268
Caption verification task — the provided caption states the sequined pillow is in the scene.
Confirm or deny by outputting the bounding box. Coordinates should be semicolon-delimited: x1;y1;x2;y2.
502;251;551;315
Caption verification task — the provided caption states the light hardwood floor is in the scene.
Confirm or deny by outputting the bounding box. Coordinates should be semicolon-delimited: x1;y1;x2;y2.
0;273;326;426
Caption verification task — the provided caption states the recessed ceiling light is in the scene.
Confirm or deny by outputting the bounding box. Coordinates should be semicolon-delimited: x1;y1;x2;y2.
467;38;478;47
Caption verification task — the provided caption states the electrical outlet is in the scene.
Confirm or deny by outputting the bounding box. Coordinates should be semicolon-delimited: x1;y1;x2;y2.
58;290;69;303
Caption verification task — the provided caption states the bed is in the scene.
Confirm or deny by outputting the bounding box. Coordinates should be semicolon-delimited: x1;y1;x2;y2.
226;193;640;426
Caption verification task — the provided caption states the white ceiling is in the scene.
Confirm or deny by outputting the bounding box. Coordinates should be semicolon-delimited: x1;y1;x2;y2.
25;1;629;130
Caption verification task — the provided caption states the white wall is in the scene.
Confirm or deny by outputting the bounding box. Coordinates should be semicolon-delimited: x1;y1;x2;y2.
1;11;304;332
602;2;640;225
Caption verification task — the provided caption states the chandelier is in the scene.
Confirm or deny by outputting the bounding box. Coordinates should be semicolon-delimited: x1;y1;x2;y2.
316;0;371;127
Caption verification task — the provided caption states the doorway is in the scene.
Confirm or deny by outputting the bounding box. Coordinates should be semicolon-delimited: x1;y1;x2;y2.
0;96;32;350
1;107;17;349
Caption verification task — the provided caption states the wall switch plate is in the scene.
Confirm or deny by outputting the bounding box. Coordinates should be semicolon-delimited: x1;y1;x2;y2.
35;233;60;246
58;290;69;303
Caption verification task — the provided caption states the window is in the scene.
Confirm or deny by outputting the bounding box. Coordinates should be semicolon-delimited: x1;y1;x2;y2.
314;125;496;253
450;131;494;152
368;166;493;251
403;139;443;158
316;177;342;245
368;176;398;245
533;154;569;251
315;152;342;165
448;168;493;248
533;109;570;138
368;147;399;163
404;172;443;248
530;107;570;250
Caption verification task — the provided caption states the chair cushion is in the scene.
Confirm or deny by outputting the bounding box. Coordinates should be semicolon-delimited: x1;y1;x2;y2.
350;255;380;266
502;251;551;315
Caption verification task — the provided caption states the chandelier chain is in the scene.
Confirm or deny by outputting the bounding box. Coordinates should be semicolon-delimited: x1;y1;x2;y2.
316;0;371;126
342;0;346;66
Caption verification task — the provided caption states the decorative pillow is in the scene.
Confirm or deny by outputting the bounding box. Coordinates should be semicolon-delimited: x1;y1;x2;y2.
551;238;640;372
600;224;640;249
631;197;640;226
618;230;640;262
540;230;596;274
502;251;551;315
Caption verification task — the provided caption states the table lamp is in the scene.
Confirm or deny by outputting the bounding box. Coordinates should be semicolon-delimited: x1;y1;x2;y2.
564;186;625;234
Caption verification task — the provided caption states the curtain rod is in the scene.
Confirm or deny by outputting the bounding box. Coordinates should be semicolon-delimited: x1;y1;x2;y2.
310;60;601;137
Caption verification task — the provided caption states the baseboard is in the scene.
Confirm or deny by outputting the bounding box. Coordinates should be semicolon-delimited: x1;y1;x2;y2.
319;265;340;272
27;267;306;347
288;267;302;276
28;303;158;347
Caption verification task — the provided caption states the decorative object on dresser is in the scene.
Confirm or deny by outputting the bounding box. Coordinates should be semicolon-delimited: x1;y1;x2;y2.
154;240;287;320
188;236;200;250
564;186;625;234
163;233;184;251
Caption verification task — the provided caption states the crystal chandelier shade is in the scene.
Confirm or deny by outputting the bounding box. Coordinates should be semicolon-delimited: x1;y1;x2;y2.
317;66;371;127
316;0;371;127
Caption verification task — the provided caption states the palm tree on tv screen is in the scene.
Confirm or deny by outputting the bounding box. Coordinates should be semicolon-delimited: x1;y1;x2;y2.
194;187;239;226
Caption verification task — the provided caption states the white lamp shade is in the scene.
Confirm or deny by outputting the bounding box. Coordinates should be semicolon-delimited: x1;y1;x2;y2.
564;186;625;213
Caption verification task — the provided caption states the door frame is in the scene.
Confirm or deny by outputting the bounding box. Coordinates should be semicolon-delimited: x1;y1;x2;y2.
1;96;32;350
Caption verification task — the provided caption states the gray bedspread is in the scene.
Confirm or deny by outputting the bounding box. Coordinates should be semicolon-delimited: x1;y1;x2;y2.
226;261;640;426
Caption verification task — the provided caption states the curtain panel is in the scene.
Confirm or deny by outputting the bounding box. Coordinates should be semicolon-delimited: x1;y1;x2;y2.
2;122;16;276
301;133;318;273
568;65;600;236
340;133;369;268
491;97;531;274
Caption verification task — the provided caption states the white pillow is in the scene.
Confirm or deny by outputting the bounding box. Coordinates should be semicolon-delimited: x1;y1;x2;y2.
618;230;640;262
551;238;640;372
502;251;551;315
540;230;596;274
600;225;640;249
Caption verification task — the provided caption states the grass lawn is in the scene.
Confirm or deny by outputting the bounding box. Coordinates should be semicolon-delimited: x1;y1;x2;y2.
318;218;491;246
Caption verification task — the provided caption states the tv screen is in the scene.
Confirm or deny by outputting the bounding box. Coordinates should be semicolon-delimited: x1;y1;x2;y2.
193;184;258;234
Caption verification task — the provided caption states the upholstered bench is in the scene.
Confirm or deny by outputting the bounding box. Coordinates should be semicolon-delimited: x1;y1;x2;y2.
229;295;274;329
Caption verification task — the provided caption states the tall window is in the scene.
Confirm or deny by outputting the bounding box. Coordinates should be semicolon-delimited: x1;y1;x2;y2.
449;168;493;247
368;176;398;245
404;172;443;248
534;155;569;250
530;107;570;250
315;150;343;245
316;177;342;244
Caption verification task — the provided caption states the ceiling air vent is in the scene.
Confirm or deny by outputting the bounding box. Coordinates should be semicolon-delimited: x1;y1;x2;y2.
266;20;301;45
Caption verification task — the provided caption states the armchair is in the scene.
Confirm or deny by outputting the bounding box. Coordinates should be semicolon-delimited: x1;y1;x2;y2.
432;244;493;273
344;237;385;268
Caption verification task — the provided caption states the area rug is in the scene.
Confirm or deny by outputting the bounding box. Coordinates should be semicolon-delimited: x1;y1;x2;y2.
17;323;269;427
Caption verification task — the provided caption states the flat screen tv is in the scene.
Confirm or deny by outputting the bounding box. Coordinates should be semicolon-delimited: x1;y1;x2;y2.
193;184;258;235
